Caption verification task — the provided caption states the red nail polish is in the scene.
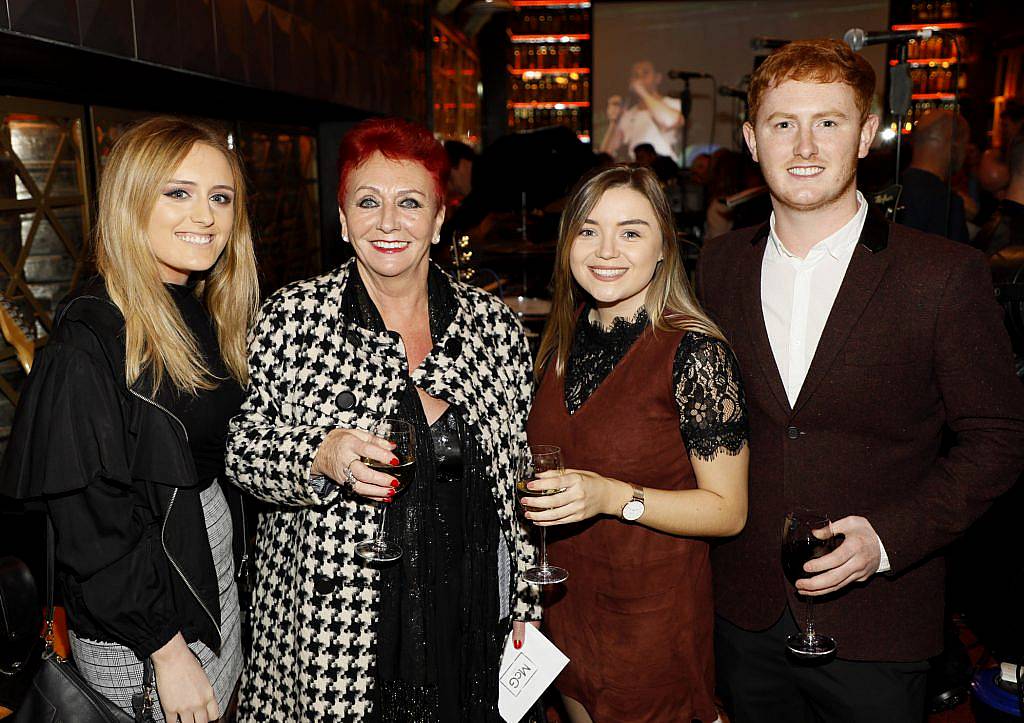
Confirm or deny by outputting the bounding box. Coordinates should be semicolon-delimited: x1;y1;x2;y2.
389;457;399;466
391;479;400;488
513;639;522;650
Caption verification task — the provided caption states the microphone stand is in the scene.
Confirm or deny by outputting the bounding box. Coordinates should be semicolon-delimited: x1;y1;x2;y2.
679;78;692;167
890;41;912;185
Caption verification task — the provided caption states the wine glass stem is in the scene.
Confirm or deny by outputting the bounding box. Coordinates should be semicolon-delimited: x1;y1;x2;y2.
539;526;549;569
376;504;389;544
804;596;817;643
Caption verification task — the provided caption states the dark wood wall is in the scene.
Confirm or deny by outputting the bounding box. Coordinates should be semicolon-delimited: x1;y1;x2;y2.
1;0;430;120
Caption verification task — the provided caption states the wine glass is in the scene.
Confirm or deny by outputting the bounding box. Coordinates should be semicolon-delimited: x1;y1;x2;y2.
355;419;415;563
518;444;568;585
781;509;838;657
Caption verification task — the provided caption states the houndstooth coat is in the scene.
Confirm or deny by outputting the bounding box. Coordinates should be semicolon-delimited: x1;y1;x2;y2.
225;259;542;721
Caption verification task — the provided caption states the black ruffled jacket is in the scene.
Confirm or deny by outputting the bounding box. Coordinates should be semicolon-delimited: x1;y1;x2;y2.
0;278;246;659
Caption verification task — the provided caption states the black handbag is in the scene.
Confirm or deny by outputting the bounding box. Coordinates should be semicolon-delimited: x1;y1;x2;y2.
0;556;43;710
11;519;154;723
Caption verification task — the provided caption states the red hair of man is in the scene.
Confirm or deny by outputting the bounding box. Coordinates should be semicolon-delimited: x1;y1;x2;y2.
747;38;876;124
336;117;450;205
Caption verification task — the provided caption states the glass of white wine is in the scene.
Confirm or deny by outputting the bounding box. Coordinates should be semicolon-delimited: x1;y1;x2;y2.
355;418;415;563
519;444;568;585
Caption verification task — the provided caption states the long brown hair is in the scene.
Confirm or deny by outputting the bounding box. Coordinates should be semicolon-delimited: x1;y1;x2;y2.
94;116;259;393
535;164;723;378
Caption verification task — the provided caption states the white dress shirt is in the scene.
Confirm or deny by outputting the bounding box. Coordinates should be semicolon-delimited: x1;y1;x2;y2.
760;191;890;573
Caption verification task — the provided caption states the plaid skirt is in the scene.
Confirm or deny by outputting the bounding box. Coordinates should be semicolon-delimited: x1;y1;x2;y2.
69;481;243;722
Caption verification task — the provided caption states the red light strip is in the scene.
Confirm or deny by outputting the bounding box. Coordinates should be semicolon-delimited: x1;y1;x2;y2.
510;67;591;75
509;101;591;108
911;92;957;100
510;33;591;43
890;22;974;31
889;57;958;66
511;1;590;7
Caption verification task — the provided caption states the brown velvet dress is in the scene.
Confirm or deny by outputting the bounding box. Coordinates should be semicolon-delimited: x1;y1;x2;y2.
526;311;746;723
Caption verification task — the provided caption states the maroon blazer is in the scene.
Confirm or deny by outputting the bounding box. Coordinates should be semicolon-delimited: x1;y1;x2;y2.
697;212;1024;662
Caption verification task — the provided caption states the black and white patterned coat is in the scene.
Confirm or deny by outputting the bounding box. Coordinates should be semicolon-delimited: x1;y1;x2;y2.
225;260;542;721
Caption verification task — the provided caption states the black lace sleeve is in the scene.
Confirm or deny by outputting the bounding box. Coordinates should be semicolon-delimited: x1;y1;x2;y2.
673;332;748;461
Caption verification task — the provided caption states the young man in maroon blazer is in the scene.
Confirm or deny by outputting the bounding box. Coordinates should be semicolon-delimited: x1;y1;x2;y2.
697;39;1024;722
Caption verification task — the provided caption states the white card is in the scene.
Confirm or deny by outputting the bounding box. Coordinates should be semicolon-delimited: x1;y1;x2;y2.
498;624;569;723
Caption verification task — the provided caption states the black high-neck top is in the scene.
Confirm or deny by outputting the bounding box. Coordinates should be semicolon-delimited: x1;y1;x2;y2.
163;283;244;484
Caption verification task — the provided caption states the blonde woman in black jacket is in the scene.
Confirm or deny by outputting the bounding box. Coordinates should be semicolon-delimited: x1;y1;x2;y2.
1;117;258;723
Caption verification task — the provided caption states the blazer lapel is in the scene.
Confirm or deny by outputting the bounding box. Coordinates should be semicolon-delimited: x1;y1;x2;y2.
741;223;793;416
791;211;892;415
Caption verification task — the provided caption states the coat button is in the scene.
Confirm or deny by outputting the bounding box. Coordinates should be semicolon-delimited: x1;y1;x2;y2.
787;426;800;439
313;576;336;595
336;391;357;410
444;338;462;357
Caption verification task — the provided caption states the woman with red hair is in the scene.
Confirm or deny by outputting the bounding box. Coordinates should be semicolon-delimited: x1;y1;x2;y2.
225;117;541;721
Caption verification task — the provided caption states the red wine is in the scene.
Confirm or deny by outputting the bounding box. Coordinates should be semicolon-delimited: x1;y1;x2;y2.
782;536;837;585
365;459;415;492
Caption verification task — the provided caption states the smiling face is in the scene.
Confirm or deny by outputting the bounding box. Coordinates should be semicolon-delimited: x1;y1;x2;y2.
340;151;444;283
146;142;235;285
569;186;663;323
743;80;878;216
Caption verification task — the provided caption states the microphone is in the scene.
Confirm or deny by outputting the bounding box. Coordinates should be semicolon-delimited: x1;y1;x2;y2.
719;86;747;100
751;37;791;51
667;70;711;80
843;27;934;51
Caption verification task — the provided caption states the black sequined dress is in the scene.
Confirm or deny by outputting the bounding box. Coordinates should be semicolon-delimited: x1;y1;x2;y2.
343;267;503;723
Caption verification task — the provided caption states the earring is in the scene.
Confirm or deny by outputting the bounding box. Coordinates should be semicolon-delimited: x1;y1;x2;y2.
431;235;440;245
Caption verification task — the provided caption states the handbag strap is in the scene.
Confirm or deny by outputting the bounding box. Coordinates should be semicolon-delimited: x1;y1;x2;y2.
42;516;56;655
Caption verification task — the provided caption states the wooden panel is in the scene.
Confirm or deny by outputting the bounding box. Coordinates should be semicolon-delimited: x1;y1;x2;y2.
244;0;274;90
8;0;79;44
289;16;316;99
269;4;293;94
215;0;249;83
78;0;134;57
313;31;336;104
134;0;182;66
178;0;217;75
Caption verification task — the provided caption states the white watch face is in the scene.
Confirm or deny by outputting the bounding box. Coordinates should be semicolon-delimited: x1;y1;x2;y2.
622;499;644;521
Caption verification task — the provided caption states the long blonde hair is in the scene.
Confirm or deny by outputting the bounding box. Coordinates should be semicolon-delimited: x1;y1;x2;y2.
536;164;724;378
94;116;259;393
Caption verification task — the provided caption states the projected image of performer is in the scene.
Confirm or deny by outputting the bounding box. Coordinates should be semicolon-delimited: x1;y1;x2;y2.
600;60;685;165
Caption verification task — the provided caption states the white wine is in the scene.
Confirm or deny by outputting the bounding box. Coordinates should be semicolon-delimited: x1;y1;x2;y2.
516;479;565;498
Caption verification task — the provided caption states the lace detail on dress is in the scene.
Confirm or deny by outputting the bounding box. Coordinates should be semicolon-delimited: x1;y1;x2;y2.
563;309;748;461
564;308;648;414
674;333;748;461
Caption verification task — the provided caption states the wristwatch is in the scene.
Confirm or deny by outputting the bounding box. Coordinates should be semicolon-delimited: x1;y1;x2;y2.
621;484;645;522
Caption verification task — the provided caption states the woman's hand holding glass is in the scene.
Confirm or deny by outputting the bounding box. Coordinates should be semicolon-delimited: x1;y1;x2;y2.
519;468;622;526
311;428;399;502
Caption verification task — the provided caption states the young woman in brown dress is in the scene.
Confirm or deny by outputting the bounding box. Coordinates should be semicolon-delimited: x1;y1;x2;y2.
524;165;749;723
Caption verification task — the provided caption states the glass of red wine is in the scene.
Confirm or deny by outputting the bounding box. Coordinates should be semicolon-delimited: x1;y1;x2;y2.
355;418;415;563
781;509;838;658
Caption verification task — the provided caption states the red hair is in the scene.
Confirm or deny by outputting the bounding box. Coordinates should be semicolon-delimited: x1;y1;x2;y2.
748;39;876;124
336;117;449;205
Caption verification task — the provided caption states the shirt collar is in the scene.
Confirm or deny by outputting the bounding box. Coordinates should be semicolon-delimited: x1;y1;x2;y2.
768;191;868;262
